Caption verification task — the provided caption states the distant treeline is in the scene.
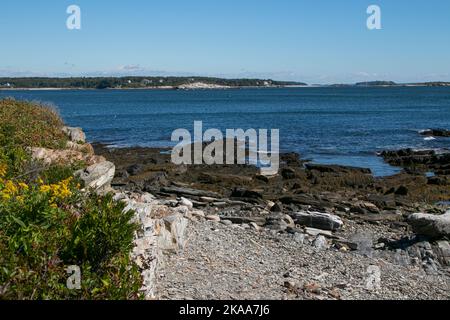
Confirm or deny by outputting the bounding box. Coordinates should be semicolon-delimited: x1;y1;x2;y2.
331;81;450;87
0;77;305;89
355;81;450;87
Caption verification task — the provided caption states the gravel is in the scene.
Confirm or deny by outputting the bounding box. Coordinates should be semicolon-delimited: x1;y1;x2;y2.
156;220;450;300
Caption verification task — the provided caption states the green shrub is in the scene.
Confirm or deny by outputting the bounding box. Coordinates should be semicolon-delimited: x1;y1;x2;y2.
0;174;142;300
0;145;29;179
64;194;137;270
40;164;81;185
0;98;68;150
0;98;70;179
0;99;142;300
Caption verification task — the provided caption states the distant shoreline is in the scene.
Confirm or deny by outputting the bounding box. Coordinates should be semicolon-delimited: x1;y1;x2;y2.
1;84;449;91
0;86;303;91
1;77;449;90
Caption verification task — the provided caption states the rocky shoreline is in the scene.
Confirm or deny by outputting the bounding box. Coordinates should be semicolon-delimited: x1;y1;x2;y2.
27;123;450;299
89;139;450;300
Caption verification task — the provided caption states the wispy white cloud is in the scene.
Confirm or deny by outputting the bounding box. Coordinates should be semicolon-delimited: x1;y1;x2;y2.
118;64;144;72
0;69;47;77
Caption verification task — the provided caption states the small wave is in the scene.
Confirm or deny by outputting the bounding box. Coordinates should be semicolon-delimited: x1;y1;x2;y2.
424;136;436;141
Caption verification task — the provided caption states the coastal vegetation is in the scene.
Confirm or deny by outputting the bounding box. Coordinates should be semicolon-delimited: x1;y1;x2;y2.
1;77;448;89
0;98;142;299
355;81;397;86
0;77;304;90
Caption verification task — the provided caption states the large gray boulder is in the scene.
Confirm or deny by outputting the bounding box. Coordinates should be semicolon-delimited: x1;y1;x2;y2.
157;214;189;251
75;161;115;193
291;211;344;231
63;126;86;143
408;212;450;239
30;147;104;166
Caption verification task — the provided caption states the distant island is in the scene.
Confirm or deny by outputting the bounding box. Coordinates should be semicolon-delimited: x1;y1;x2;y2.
355;81;398;86
1;77;449;90
0;77;306;90
331;81;450;87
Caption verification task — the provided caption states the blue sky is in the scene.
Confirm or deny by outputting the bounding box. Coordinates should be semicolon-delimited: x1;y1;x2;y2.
1;0;449;83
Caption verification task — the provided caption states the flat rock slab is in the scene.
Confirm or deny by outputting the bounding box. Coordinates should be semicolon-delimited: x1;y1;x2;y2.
76;161;115;192
305;163;372;175
408;212;450;239
160;186;221;198
292;211;344;231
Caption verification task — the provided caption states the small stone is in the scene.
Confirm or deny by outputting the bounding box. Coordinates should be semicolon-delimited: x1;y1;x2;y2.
179;197;194;210
192;210;205;218
284;280;297;290
329;288;341;299
265;220;288;231
221;219;233;226
126;164;145;176
175;206;191;217
249;222;260;231
206;215;221;222
313;235;328;250
358;201;380;213
303;282;322;294
270;202;284;213
293;232;306;244
305;227;332;237
140;193;155;203
113;192;128;202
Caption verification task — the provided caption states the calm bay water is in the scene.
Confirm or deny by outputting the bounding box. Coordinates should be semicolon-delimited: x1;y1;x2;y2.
2;87;450;176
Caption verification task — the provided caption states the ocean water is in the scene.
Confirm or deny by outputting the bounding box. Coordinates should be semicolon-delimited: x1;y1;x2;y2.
2;87;450;177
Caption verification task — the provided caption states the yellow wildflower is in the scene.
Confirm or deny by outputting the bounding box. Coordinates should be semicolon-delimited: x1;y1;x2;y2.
1;193;11;201
40;185;51;193
0;164;7;177
40;177;73;206
4;181;18;195
18;182;29;191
